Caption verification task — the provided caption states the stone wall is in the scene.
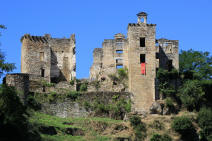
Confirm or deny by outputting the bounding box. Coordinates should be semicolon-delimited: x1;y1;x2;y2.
5;73;29;103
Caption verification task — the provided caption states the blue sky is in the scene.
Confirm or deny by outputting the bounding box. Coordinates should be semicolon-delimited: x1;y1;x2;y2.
0;0;212;79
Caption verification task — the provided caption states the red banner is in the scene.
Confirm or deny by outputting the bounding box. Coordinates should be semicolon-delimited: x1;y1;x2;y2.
141;63;146;75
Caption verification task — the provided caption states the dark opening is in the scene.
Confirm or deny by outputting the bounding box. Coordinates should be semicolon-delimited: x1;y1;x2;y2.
42;86;46;92
168;60;173;71
116;50;123;54
156;53;159;59
140;54;145;63
41;69;45;77
140;37;145;47
116;65;123;69
156;68;159;76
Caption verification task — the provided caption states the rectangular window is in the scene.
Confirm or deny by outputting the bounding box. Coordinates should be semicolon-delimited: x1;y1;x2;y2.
116;65;123;69
140;37;145;47
40;52;44;61
41;69;45;77
116;50;123;54
156;53;159;59
140;54;145;63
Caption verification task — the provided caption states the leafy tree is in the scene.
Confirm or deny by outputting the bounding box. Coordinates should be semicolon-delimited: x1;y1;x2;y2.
179;80;205;110
0;25;15;78
179;49;212;80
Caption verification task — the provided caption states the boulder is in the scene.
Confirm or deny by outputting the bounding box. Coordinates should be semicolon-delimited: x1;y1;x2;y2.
150;102;162;114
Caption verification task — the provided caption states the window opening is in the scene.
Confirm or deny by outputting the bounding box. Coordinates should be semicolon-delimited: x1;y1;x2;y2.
116;50;123;54
156;53;159;59
41;69;45;77
140;37;145;47
140;54;146;75
116;65;123;69
40;52;44;61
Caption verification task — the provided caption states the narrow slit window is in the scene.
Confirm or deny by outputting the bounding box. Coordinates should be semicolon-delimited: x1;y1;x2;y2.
116;50;123;54
41;69;45;77
140;37;145;47
40;52;44;61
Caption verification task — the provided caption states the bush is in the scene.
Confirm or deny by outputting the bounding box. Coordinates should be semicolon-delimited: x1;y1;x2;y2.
79;83;88;91
179;80;205;111
69;80;75;86
47;92;58;102
66;91;81;100
129;115;146;141
150;133;172;141
171;116;194;134
149;120;164;130
117;68;128;81
171;116;198;140
197;107;212;140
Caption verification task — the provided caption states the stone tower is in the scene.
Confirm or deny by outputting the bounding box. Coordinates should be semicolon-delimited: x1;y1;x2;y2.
127;12;157;113
21;34;76;83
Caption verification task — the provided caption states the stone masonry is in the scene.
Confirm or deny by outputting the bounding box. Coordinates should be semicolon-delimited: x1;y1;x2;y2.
90;12;179;113
21;34;76;83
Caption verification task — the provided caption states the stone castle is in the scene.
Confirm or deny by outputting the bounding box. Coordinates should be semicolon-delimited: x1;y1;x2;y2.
6;12;179;113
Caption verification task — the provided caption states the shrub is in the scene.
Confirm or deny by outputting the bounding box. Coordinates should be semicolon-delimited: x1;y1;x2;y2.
108;74;119;82
129;115;146;140
149;120;164;130
171;116;194;134
47;92;58;102
117;68;128;81
92;80;100;90
83;101;92;111
179;80;205;111
79;83;88;91
69;80;75;86
66;91;81;100
150;133;172;141
197;107;212;140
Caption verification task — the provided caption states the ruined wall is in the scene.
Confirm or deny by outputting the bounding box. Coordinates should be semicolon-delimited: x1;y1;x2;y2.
21;34;76;83
157;39;179;70
90;33;127;80
5;73;29;103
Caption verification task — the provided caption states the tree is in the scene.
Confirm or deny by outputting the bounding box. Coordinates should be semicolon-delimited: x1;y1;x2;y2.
179;80;204;111
179;49;212;80
0;25;15;78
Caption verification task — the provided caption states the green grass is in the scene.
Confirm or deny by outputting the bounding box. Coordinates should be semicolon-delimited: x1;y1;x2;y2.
29;112;124;141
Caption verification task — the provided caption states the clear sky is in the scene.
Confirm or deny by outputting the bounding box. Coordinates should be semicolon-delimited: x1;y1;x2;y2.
0;0;212;79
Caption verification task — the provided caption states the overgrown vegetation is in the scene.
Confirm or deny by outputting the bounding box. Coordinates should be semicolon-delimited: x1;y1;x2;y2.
108;67;128;86
129;115;146;141
150;133;172;141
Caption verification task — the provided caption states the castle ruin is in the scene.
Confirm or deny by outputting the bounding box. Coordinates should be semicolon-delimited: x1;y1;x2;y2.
20;34;76;83
90;12;179;112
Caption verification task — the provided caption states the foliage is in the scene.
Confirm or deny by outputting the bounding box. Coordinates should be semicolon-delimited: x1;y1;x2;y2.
66;91;81;101
149;120;164;130
179;80;205;110
156;68;179;98
117;67;128;81
108;74;119;82
0;25;15;78
47;92;58;102
129;115;146;141
26;93;41;110
171;116;194;134
197;107;212;140
41;80;55;87
0;85;41;141
91;80;100;90
171;116;198;140
69;79;75;86
79;82;88;91
150;133;172;141
179;49;212;80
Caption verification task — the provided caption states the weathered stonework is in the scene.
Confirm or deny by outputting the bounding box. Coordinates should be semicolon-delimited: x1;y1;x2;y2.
21;34;76;83
90;12;179;113
5;73;30;103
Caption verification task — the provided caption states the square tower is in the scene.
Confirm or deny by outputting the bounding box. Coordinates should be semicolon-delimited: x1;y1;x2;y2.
127;12;157;113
